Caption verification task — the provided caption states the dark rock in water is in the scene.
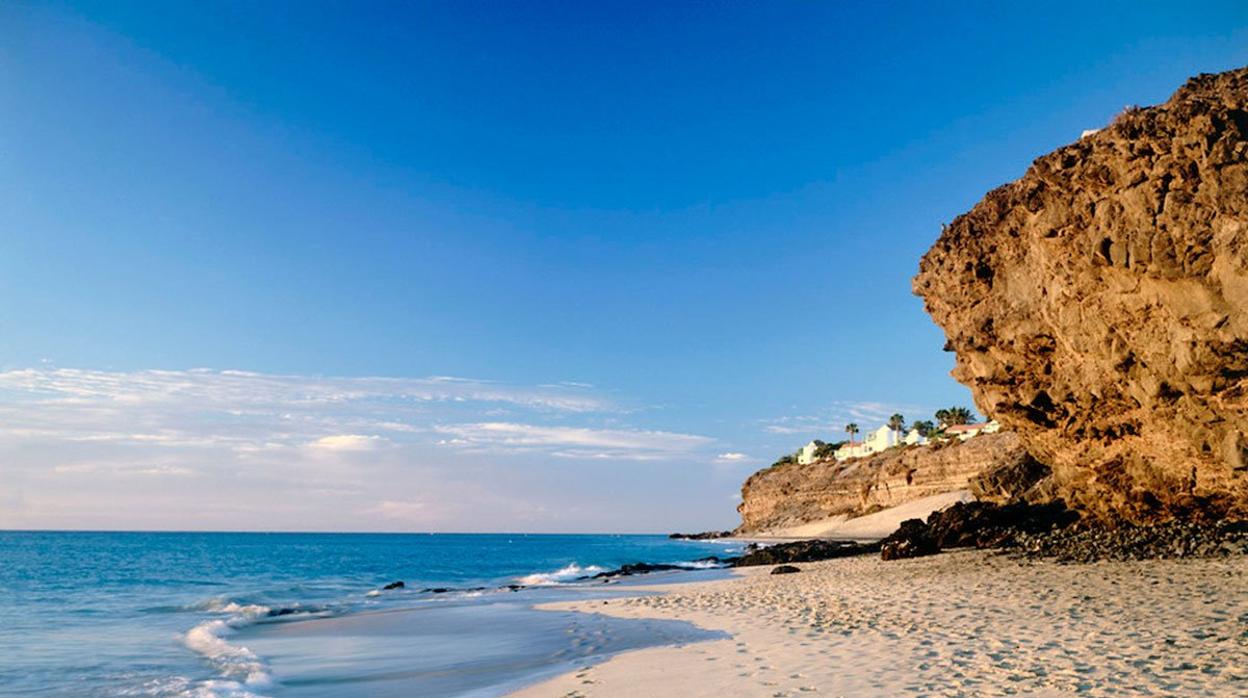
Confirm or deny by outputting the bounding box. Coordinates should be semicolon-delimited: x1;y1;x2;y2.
732;539;879;567
589;562;687;580
423;587;451;594
583;557;735;581
266;607;302;617
506;584;525;592
668;530;734;540
382;580;405;590
770;565;801;575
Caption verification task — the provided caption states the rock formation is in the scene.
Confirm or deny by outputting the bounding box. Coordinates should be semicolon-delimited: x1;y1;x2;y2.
914;67;1248;522
736;432;1034;533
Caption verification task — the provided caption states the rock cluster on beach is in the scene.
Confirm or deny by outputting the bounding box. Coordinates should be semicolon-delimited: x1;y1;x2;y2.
914;66;1248;522
1010;518;1248;563
879;500;1078;560
732;539;879;566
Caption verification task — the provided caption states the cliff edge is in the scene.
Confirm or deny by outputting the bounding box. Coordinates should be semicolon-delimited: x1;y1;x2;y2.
737;432;1037;533
914;67;1248;522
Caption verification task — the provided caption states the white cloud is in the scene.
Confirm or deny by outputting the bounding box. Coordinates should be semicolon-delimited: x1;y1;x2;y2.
434;422;713;460
0;367;611;413
307;434;386;452
0;366;728;531
131;465;197;477
715;452;749;462
371;499;431;521
0;367;619;453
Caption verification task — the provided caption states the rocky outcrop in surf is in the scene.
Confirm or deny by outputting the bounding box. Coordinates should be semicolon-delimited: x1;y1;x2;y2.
914;67;1248;522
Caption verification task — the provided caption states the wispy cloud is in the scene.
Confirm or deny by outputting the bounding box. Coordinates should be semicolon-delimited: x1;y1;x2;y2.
715;452;749;462
0;367;616;452
0;367;728;531
0;367;609;412
434;422;713;460
307;434;387;452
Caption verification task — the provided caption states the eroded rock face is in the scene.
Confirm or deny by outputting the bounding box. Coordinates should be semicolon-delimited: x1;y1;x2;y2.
914;68;1248;522
737;432;1031;533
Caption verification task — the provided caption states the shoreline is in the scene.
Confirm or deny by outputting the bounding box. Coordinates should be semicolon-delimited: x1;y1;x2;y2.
510;549;1248;696
232;562;738;697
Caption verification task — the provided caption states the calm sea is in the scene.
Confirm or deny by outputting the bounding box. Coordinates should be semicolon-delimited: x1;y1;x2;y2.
0;531;739;697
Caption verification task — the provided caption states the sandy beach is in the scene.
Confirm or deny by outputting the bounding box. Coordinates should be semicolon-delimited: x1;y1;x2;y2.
513;550;1248;697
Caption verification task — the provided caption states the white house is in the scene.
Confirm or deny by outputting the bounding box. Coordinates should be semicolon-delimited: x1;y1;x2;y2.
945;420;1000;441
819;418;1001;463
862;425;902;452
834;424;913;461
903;427;928;446
797;440;822;465
833;440;868;461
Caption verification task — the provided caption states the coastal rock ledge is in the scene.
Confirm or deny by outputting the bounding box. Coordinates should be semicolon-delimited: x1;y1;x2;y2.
737;432;1035;534
914;67;1248;522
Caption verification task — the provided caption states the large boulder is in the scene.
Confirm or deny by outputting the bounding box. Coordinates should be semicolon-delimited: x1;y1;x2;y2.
879;519;940;560
914;67;1248;523
879;500;1079;561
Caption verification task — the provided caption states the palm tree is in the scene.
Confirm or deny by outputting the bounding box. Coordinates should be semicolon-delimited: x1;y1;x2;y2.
934;408;951;427
911;420;935;438
844;422;859;445
945;406;974;425
887;413;905;444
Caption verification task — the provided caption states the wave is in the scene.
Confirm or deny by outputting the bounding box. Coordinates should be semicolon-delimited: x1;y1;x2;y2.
181;600;275;697
667;559;724;570
188;598;273;619
183;618;271;685
115;674;265;698
515;563;607;585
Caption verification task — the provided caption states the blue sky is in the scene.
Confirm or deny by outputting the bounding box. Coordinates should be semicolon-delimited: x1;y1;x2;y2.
2;1;1246;531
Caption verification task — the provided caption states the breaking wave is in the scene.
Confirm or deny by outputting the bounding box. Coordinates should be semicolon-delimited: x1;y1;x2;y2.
515;563;607;585
180;601;274;697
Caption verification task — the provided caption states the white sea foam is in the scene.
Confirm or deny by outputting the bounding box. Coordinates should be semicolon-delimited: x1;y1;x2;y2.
516;563;607;585
188;598;271;618
181;600;275;697
190;679;268;698
183;619;272;685
671;559;723;570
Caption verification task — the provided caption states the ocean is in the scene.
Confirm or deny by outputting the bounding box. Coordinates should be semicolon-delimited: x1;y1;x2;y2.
0;531;741;697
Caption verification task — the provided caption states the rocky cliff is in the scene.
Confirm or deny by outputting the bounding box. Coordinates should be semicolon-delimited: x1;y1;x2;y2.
736;432;1035;533
914;67;1248;522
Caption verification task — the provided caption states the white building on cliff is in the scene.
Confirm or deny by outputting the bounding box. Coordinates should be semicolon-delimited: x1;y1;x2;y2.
945;420;1000;441
796;440;822;465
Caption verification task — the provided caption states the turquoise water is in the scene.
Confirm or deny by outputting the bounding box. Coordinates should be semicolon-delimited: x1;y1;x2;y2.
0;532;739;696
